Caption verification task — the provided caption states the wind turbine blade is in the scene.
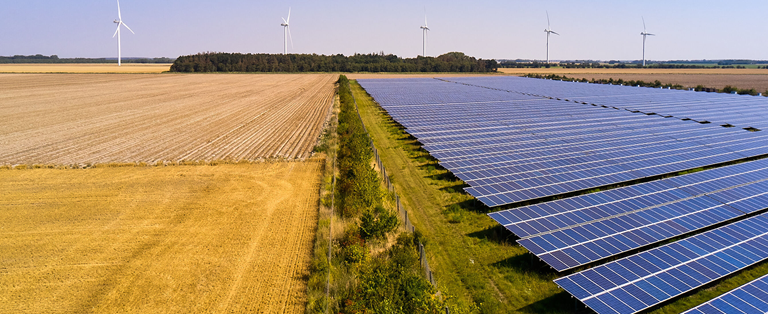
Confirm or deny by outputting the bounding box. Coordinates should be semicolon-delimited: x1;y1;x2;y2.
282;17;287;24
122;22;135;34
287;7;291;24
288;26;293;48
547;11;550;28
113;25;120;38
642;16;647;32
552;31;559;35
648;33;655;36
117;0;122;20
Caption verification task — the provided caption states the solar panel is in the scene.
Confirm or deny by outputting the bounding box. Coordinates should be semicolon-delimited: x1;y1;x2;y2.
682;274;768;314
358;78;768;207
488;158;768;271
554;213;768;314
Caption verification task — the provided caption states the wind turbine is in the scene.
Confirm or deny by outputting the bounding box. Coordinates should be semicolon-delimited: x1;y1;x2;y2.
281;8;293;55
641;17;655;67
112;0;134;67
544;11;559;64
420;13;430;57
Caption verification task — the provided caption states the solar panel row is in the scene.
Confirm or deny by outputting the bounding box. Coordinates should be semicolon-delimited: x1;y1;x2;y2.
682;274;768;314
554;213;768;314
467;133;768;207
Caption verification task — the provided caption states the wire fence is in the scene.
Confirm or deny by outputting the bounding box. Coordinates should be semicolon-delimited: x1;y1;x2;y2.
325;159;335;314
349;82;437;288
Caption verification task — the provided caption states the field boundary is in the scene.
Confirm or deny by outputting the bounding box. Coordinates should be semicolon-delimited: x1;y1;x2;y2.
0;158;313;170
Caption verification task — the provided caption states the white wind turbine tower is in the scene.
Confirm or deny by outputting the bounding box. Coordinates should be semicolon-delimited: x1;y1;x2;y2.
544;11;559;64
420;13;430;57
281;8;293;55
641;17;655;67
112;0;134;67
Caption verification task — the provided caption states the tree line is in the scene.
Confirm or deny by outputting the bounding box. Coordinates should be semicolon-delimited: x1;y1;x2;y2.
169;52;498;73
0;54;174;64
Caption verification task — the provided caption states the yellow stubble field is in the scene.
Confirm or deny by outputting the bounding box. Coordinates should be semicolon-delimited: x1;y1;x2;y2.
0;161;322;313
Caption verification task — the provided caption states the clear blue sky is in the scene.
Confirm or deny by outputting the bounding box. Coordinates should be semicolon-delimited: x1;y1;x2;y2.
1;0;765;61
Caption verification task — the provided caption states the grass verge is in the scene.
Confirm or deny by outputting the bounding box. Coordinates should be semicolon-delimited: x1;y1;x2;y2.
305;91;340;313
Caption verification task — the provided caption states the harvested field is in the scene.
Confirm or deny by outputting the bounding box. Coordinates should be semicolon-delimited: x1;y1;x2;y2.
0;63;171;73
558;73;768;91
0;161;322;313
0;74;336;165
498;67;768;91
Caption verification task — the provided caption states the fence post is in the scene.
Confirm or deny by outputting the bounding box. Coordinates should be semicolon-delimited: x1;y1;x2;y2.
430;270;434;286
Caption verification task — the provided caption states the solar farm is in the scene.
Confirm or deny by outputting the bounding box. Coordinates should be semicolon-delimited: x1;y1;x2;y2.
358;76;768;314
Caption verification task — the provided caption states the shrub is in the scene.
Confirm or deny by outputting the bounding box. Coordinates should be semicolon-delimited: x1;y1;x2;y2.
738;88;758;96
340;234;444;314
340;226;368;264
359;205;399;240
722;85;738;94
